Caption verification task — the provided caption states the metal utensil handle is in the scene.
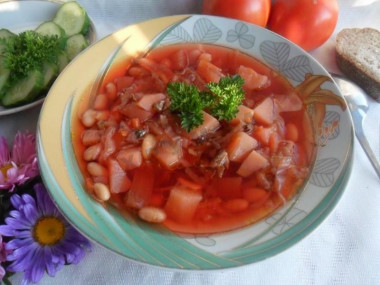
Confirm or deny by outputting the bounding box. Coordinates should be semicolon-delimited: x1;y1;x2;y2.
354;116;380;180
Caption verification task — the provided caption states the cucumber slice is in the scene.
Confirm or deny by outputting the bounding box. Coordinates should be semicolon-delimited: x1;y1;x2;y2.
0;29;15;55
0;28;15;39
42;61;58;89
65;34;88;60
0;41;6;56
0;57;10;100
1;70;44;107
57;51;69;72
53;1;90;37
36;21;65;38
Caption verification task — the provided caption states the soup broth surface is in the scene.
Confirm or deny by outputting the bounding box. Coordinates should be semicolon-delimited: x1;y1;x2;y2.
74;43;315;234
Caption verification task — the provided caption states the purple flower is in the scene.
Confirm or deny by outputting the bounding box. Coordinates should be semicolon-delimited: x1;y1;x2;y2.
0;183;91;284
0;132;39;192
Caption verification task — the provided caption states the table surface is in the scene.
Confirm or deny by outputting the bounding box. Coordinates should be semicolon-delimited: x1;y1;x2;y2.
7;0;380;284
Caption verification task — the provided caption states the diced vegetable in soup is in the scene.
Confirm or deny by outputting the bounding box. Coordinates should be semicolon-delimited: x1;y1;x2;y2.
73;43;315;234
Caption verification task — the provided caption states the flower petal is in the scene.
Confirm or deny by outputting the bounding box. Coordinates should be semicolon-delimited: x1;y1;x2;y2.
34;184;48;211
44;247;58;277
55;241;79;256
7;241;37;262
51;253;65;274
28;248;45;283
66;228;92;246
10;194;23;209
9;209;22;218
4;216;32;230
35;183;56;214
16;229;33;239
72;248;86;264
12;132;36;165
6;164;22;181
0;265;5;280
7;244;36;270
0;137;10;165
22;203;39;223
24;158;39;178
22;194;37;209
6;237;33;250
0;225;16;236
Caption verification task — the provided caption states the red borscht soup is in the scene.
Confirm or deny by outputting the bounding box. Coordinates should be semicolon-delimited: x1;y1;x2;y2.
73;43;315;234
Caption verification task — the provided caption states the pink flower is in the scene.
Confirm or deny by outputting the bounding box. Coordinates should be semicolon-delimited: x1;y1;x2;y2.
0;132;38;192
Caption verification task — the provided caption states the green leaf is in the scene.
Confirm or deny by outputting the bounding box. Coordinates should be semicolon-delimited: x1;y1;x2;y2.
3;30;65;82
166;75;245;132
207;75;245;121
167;82;205;132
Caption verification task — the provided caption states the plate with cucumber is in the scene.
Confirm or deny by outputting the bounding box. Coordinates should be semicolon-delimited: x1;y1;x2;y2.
0;0;96;115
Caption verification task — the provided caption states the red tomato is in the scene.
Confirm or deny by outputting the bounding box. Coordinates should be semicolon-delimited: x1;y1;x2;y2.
268;0;339;51
202;0;271;28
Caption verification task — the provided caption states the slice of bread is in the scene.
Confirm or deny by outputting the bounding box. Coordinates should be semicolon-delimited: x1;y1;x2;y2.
335;28;380;102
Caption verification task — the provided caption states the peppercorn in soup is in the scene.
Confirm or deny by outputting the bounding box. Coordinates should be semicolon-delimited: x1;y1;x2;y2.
73;43;315;234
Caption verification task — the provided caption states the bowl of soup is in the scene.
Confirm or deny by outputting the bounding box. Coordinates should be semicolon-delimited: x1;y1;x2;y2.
37;15;353;269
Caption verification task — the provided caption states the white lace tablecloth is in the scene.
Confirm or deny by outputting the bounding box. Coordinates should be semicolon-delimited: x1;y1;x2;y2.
9;0;380;284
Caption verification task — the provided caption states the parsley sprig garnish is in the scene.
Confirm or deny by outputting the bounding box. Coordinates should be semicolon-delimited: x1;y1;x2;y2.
167;75;245;132
207;75;245;121
3;30;65;82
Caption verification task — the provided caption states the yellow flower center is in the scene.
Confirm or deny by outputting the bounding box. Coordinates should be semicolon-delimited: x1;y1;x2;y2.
0;164;12;179
33;216;65;246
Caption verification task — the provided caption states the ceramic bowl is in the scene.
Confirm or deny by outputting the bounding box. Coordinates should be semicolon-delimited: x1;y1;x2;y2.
37;15;353;270
0;0;96;142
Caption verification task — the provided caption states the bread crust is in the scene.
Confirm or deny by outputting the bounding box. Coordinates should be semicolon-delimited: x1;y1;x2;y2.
335;28;380;102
